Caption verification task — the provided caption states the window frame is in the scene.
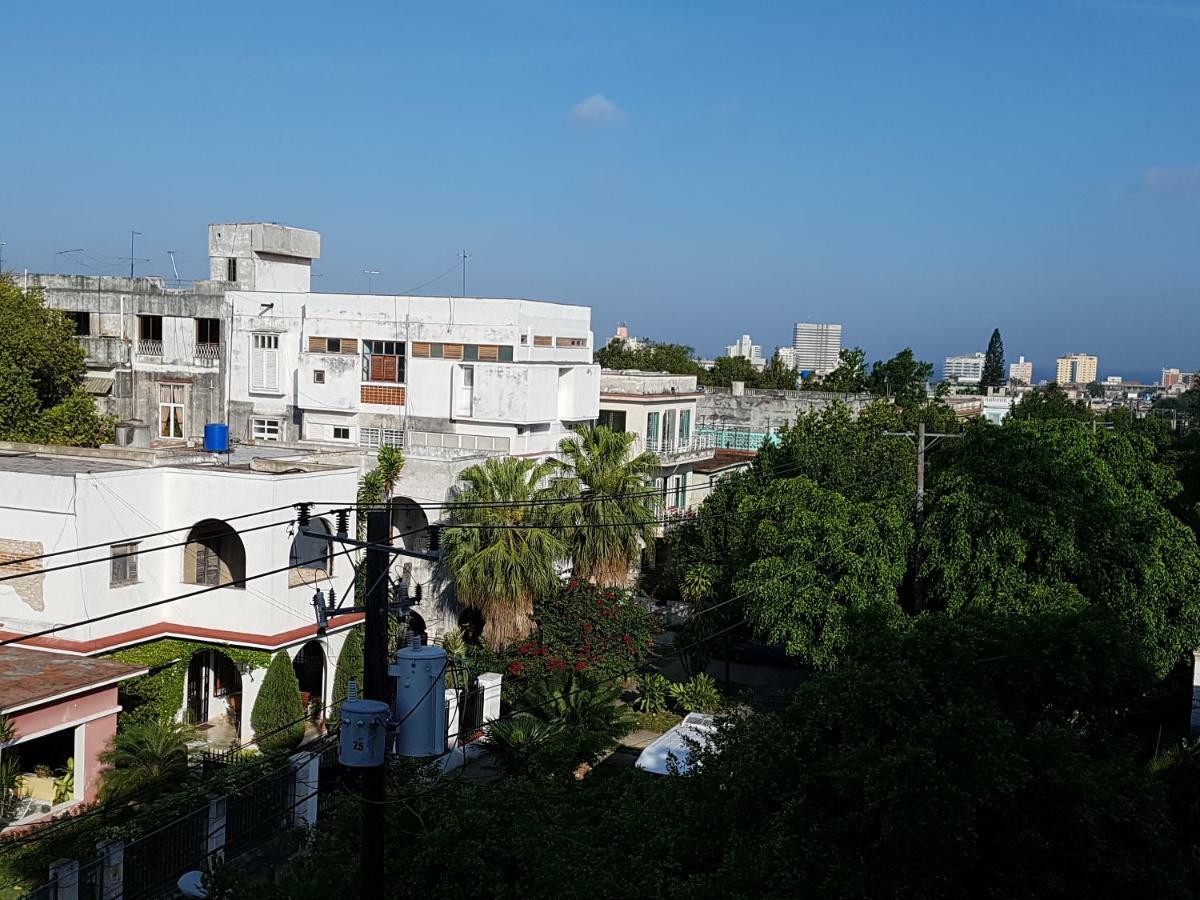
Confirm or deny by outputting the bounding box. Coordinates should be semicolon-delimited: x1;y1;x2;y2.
157;382;186;440
251;417;283;442
362;340;405;384
332;426;351;441
313;370;326;384
110;542;140;587
195;318;221;346
227;258;238;282
138;314;163;341
250;332;281;393
65;311;91;336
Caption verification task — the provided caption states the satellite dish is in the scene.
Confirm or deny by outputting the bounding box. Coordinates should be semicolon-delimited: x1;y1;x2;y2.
177;871;207;897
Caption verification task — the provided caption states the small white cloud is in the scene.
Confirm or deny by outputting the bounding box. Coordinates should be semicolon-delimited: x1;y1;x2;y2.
1143;163;1200;194
570;94;627;126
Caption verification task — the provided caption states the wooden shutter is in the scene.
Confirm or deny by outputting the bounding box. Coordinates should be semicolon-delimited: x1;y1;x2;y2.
341;338;358;354
477;345;499;361
534;335;552;347
308;336;327;353
412;343;431;358
370;354;398;382
442;344;464;360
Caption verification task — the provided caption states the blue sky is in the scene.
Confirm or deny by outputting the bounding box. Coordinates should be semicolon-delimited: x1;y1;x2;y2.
1;0;1197;379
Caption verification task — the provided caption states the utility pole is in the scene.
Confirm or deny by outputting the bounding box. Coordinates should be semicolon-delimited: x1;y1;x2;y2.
461;249;469;297
0;241;6;272
129;231;142;278
885;424;962;612
361;509;391;899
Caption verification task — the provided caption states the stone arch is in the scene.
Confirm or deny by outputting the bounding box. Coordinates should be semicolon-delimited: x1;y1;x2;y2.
183;519;246;587
389;496;430;552
289;517;333;587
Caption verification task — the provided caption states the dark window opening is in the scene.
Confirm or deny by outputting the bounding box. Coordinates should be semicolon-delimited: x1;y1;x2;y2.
138;315;163;341
195;318;220;345
226;258;238;282
597;409;627;433
64;311;91;335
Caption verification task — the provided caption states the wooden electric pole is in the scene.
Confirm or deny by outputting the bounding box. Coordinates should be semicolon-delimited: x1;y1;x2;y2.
361;509;391;899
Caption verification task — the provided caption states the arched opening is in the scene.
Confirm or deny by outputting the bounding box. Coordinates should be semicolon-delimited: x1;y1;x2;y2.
185;649;243;745
390;497;429;553
290;518;333;588
184;519;246;588
292;640;326;723
457;608;484;645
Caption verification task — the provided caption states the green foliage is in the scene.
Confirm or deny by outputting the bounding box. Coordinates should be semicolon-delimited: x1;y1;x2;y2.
52;758;74;805
442;456;568;649
756;350;800;389
920;420;1200;678
98;718;196;802
1010;382;1093;421
867;346;934;407
667;673;721;713
813;347;868;393
702;355;760;387
481;581;657;686
635;673;670;712
106;640;270;724
0;276;114;446
981;327;1005;389
594;338;706;378
513;674;635;774
553;425;659;587
0;715;18;820
331;627;365;723
481;713;566;775
1086;379;1105;398
251;651;305;752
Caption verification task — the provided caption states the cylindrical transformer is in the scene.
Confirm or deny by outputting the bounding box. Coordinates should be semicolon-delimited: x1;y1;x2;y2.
393;637;447;757
339;699;391;767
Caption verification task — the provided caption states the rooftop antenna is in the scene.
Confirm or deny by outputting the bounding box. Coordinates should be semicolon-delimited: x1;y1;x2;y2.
128;231;141;278
167;250;180;282
461;249;469;297
363;269;381;294
55;248;84;272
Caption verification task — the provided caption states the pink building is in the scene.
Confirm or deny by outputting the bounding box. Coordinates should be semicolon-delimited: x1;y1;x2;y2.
0;646;145;830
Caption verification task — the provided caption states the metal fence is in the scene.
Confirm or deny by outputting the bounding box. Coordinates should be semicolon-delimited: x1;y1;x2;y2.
224;765;291;858
122;805;207;900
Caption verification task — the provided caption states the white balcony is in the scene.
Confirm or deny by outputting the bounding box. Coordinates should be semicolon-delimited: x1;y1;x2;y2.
633;433;715;465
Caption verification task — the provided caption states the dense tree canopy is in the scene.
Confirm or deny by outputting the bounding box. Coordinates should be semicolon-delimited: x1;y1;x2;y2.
594;338;706;377
0;276;113;446
981;327;1005;389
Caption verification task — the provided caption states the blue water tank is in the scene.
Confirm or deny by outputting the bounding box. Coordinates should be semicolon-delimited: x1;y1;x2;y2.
203;423;230;453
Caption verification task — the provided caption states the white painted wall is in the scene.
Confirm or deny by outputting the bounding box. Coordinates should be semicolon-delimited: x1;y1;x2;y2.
0;461;358;651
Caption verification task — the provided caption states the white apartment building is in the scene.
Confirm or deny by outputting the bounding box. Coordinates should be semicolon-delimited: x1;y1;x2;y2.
943;352;986;383
792;322;842;375
1055;353;1099;385
774;347;798;369
724;334;765;368
1009;356;1034;385
597;371;724;519
0;442;360;753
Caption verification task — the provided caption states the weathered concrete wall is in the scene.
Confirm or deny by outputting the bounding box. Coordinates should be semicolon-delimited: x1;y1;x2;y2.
696;387;875;431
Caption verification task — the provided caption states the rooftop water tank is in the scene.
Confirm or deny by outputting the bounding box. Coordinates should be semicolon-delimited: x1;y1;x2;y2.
203;423;230;453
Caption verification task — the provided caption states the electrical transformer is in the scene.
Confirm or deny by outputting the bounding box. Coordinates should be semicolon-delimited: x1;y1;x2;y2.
338;699;391;767
391;636;447;757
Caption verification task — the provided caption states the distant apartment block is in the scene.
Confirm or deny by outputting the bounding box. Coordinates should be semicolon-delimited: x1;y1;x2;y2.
724;334;764;367
774;347;798;369
943;352;986;382
1009;356;1033;385
1055;353;1099;385
609;322;646;351
792;322;842;374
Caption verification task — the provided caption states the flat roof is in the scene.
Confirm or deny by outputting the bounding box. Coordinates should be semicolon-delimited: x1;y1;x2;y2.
0;646;147;714
693;450;757;474
0;453;136;477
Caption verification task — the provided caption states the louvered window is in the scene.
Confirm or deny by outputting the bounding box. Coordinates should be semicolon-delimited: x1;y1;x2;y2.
251;333;280;393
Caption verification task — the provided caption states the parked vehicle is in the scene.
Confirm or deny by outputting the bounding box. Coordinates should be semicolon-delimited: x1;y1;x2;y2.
635;713;715;775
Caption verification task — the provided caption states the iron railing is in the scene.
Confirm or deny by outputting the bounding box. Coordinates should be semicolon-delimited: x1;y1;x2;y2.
136;338;163;357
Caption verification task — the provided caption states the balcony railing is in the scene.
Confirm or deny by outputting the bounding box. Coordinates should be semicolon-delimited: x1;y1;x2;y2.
636;432;716;462
195;342;220;362
136;338;163;357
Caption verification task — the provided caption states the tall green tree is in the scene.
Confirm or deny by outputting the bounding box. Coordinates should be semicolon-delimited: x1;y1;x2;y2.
811;347;868;393
554;425;660;587
701;355;760;387
331;627;365;722
98;718;196;801
0;275;114;446
252;651;306;752
595;338;706;378
442;456;568;649
981;327;1005;390
756;350;800;389
868;348;934;407
356;444;405;538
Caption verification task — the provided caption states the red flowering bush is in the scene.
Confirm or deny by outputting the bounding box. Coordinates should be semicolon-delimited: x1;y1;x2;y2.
468;581;659;686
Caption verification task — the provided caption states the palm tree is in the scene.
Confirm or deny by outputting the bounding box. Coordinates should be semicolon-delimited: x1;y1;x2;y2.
520;674;636;772
0;714;19;819
356;445;405;538
480;713;564;775
442;456;568;650
554;425;660;587
98;718;196;802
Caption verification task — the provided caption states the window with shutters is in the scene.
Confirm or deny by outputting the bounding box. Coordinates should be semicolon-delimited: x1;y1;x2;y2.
556;337;588;348
533;335;553;347
110;542;140;587
413;342;512;362
184;520;246;588
250;333;281;393
309;336;358;355
362;340;405;383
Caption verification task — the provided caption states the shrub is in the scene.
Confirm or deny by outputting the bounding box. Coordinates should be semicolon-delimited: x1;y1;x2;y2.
635;673;670;713
669;673;722;713
331;627;365;723
98;718;196;801
251;652;305;753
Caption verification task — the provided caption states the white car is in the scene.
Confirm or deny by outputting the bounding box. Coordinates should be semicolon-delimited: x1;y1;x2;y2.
635;713;716;775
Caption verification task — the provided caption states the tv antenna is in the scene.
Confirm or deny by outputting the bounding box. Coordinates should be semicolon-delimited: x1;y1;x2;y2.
167;250;180;282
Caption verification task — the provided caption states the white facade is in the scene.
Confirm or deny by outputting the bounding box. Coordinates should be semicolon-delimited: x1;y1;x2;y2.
598;371;716;518
1009;356;1033;385
724;334;764;367
774;347;798;369
944;352;986;382
792;322;842;375
226;291;599;459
